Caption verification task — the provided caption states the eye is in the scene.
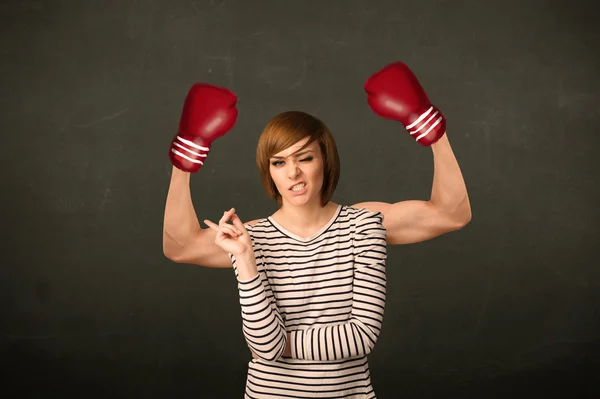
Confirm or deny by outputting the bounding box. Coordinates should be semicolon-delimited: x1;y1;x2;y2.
300;157;313;162
271;160;284;166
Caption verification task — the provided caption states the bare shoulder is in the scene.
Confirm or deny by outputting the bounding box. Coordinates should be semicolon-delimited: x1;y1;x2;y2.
245;218;264;227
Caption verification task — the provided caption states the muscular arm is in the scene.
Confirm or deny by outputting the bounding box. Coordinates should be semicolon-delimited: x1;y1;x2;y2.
354;134;471;245
162;166;259;268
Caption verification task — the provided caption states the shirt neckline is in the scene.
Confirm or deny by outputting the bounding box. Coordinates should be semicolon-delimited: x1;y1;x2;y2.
267;204;342;243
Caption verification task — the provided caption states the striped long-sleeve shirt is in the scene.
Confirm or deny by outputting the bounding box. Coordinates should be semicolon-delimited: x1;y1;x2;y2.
230;205;387;398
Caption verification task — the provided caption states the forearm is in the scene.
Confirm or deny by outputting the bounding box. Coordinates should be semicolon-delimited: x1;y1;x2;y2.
288;318;380;361
235;254;286;362
429;134;471;221
163;167;201;254
234;251;260;282
288;263;386;362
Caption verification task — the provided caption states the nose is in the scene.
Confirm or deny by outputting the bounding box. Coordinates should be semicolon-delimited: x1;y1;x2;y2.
287;161;300;179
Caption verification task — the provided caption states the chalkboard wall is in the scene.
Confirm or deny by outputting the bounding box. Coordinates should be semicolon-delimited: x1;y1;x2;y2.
1;0;599;397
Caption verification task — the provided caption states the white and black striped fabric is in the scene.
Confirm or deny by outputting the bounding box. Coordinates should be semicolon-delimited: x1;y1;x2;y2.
230;205;387;398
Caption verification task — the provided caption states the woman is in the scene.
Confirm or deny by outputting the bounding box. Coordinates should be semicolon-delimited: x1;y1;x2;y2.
164;64;471;397
205;111;387;397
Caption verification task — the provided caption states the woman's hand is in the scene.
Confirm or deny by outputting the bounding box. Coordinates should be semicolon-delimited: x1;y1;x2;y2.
203;208;252;257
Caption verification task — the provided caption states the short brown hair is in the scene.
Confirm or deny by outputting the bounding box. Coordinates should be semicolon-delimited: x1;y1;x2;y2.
256;111;340;207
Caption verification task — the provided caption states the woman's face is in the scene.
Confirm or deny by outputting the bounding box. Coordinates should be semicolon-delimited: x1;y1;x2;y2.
269;137;324;208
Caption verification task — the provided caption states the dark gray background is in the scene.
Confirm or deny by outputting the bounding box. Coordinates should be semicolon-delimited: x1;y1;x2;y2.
1;0;599;397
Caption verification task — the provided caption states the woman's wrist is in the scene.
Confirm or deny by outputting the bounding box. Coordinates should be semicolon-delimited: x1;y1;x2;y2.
235;251;259;281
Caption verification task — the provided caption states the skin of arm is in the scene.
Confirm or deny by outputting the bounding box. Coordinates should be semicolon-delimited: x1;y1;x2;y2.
163;167;259;267
353;133;471;245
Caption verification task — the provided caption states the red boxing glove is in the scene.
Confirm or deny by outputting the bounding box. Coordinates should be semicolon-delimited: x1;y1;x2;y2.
169;83;238;172
364;62;446;146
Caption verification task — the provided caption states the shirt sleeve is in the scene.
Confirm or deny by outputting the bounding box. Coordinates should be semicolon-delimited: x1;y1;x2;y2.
230;246;287;362
288;210;387;361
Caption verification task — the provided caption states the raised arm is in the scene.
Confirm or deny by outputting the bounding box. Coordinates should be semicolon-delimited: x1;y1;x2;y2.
162;83;240;267
287;211;387;361
163;167;230;267
353;134;471;245
357;61;471;245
